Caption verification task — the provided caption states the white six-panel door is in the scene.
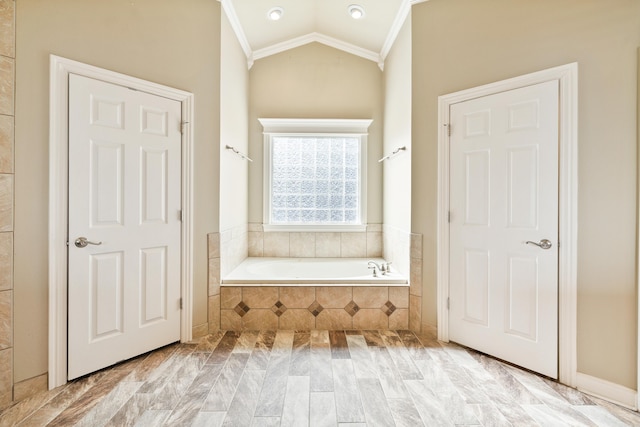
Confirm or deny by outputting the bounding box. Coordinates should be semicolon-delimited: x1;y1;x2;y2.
67;74;182;380
449;80;559;378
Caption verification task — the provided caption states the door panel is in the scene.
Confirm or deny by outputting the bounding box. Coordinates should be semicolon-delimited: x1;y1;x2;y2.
464;150;490;226
68;74;182;380
506;255;538;340
449;80;559;379
507;146;538;228
92;140;124;226
140;246;168;325
463;249;489;326
90;251;124;340
141;148;169;224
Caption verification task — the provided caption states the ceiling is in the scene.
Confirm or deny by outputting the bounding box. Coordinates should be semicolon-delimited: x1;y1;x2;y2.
221;0;422;69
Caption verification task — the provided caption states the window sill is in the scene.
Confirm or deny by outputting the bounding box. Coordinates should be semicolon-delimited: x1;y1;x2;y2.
262;224;367;233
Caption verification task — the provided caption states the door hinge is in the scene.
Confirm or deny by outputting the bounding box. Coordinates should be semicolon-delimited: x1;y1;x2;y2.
445;124;451;137
178;210;182;221
447;297;450;310
179;298;183;310
180;121;189;134
448;211;451;223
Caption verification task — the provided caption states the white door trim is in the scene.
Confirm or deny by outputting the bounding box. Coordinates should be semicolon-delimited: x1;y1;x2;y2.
436;63;578;387
637;46;640;412
48;55;195;389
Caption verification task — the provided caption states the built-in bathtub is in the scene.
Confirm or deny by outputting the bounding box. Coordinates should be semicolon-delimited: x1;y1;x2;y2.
220;257;410;330
222;257;408;286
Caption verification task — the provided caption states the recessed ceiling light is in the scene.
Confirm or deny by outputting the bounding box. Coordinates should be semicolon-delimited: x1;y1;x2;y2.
348;4;365;19
267;7;284;21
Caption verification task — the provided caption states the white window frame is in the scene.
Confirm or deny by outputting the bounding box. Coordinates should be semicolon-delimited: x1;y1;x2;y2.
259;118;372;232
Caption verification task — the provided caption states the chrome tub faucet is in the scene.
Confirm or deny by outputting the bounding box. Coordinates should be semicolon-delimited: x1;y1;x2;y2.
369;260;391;277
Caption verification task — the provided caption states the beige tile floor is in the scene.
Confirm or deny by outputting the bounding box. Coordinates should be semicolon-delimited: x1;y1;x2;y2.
0;329;639;426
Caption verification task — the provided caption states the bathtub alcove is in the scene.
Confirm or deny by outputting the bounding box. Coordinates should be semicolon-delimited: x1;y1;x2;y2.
220;257;409;331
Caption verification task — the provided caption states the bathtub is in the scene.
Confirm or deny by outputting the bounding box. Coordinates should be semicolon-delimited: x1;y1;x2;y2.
222;257;408;286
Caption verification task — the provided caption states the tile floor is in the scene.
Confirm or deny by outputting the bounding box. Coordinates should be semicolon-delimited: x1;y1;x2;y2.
0;328;639;426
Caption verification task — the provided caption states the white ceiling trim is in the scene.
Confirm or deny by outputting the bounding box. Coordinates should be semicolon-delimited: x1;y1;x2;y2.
253;32;382;69
380;0;412;63
219;0;253;66
220;0;427;70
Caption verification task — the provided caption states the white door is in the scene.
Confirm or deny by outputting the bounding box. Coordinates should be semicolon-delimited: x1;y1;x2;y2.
449;80;559;379
68;74;182;380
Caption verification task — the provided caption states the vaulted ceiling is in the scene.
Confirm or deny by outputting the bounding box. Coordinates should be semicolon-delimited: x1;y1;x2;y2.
221;0;423;69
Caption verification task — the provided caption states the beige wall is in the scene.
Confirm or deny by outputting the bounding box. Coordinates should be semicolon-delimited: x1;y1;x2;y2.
248;43;384;226
412;0;640;389
14;0;221;382
383;13;411;232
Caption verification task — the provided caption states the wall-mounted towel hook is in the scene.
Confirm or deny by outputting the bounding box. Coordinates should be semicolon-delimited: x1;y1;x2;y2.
225;145;253;162
378;146;406;163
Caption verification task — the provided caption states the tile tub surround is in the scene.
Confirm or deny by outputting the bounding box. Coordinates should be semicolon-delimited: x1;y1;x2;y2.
409;233;423;332
248;223;383;258
220;224;248;277
383;225;422;333
208;225;250;335
212;224;422;334
220;286;409;331
206;232;221;335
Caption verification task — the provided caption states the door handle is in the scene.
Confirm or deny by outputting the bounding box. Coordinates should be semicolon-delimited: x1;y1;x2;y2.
74;237;103;248
525;239;552;250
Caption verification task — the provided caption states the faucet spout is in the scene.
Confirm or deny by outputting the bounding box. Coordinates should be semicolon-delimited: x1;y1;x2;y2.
367;260;381;270
368;260;382;277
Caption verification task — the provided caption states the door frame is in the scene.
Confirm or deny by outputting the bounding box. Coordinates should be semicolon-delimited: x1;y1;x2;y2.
436;63;578;386
48;55;195;389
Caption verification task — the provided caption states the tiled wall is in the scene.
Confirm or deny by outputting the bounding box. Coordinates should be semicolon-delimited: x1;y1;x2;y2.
383;225;423;333
220;286;409;331
205;232;221;336
207;225;249;335
0;0;14;410
248;223;383;258
208;223;423;333
220;224;248;276
409;233;423;332
383;224;410;276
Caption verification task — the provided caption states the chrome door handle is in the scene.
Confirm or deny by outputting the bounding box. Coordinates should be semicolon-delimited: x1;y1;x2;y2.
74;237;103;248
525;239;552;250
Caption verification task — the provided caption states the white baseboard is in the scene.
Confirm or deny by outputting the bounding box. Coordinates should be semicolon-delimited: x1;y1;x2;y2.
576;372;638;410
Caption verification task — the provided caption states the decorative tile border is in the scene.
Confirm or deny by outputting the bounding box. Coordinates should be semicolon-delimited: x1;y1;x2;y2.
220;286;409;331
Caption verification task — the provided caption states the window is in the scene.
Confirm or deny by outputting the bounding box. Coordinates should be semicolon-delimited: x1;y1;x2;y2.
260;118;372;231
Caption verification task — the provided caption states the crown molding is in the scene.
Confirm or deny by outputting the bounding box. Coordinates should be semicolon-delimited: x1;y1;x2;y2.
221;0;428;70
380;0;412;62
253;32;382;69
219;0;254;68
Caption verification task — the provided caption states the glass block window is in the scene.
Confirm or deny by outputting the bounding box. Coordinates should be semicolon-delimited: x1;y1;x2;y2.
260;118;371;231
270;136;360;225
